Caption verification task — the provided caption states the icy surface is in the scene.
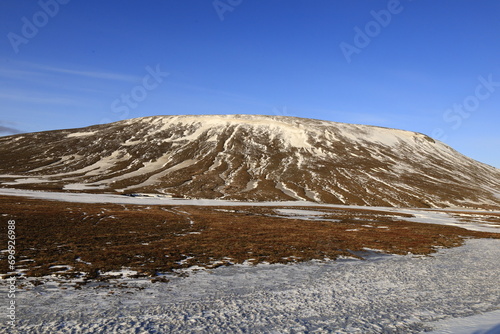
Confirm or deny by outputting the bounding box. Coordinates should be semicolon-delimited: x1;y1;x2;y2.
276;209;329;216
398;209;500;233
1;239;499;333
426;310;500;334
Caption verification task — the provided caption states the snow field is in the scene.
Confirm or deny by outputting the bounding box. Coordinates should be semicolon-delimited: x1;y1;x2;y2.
1;239;499;333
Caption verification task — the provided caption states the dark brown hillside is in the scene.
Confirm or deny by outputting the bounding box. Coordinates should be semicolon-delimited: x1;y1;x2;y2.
0;115;498;209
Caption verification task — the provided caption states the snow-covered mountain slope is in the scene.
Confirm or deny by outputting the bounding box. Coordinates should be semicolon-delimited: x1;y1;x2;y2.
0;114;498;208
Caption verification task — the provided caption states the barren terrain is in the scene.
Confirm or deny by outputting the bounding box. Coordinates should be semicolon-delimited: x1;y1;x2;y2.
1;195;499;284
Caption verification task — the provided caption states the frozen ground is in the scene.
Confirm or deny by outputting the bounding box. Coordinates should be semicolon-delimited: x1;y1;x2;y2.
0;239;499;333
1;189;499;333
1;188;499;233
427;310;500;334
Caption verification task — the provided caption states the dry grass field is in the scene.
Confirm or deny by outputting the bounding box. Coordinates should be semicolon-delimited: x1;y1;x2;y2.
1;195;499;283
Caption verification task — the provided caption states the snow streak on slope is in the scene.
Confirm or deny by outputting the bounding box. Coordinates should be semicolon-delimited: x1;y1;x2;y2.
0;115;499;208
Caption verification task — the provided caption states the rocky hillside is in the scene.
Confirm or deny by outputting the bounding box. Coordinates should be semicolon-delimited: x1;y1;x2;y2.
0;115;498;208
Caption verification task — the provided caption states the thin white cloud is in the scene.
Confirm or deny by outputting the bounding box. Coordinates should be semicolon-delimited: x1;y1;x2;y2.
0;68;47;78
0;60;140;82
34;64;139;82
0;91;79;105
0;68;119;97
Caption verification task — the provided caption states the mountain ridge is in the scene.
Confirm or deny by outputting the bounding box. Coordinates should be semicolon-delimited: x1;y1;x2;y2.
0;114;498;209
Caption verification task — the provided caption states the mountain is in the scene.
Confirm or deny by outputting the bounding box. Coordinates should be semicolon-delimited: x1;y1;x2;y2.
0;115;498;209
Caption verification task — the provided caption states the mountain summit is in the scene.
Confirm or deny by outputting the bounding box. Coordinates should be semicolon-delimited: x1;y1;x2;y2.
0;115;498;208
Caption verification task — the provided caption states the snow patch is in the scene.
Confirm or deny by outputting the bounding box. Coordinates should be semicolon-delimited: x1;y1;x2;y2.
66;131;97;138
276;209;328;216
275;182;306;200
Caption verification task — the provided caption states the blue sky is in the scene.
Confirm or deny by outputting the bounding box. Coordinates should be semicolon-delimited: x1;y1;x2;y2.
1;0;499;167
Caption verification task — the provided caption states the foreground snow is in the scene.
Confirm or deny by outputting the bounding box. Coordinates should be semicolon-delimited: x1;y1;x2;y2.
427;310;500;334
1;239;499;333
